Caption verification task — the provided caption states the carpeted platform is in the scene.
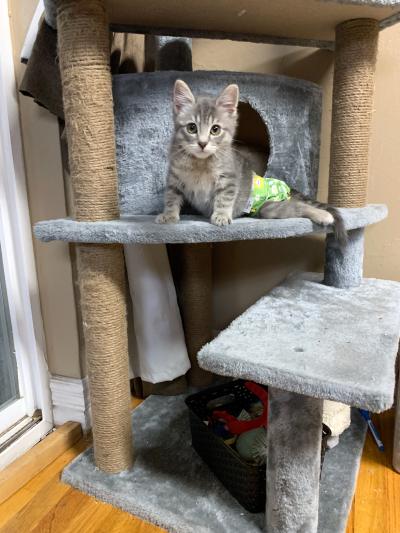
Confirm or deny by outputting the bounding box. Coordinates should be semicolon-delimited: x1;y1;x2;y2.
62;394;366;533
34;204;387;244
198;273;400;412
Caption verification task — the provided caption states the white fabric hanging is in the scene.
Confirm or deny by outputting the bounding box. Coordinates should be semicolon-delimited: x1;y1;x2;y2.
124;244;190;383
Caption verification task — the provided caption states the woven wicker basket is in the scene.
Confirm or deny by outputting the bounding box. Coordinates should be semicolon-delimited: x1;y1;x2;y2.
186;380;267;512
186;380;330;513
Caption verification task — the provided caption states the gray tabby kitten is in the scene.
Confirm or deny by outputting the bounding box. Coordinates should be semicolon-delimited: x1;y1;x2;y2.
156;79;346;243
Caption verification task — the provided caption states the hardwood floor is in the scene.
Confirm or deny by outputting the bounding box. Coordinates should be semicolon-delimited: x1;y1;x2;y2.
0;405;399;532
346;409;399;533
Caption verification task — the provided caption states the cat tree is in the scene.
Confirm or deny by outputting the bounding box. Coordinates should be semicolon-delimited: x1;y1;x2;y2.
36;0;400;531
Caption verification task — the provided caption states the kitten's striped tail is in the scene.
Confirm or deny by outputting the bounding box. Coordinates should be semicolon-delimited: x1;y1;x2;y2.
325;206;348;247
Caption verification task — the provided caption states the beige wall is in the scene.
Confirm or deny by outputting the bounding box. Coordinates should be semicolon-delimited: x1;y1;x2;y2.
8;1;400;374
365;28;400;280
9;1;83;379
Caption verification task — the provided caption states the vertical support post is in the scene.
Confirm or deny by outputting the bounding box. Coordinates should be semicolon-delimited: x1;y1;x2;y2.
325;19;379;288
178;244;214;386
145;35;192;71
266;389;323;533
328;19;379;208
57;0;133;472
324;228;364;288
144;36;213;387
324;20;378;442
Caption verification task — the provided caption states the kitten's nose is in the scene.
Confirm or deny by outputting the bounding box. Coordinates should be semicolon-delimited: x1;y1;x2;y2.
198;141;208;150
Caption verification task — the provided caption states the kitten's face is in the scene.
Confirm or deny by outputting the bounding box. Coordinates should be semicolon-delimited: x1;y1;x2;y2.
172;80;239;160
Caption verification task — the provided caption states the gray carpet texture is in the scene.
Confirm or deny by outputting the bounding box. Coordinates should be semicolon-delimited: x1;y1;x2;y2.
34;204;387;244
198;273;400;412
324;228;365;289
62;394;367;533
266;389;323;532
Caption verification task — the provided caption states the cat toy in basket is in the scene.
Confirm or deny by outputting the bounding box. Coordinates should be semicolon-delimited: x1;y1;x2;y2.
211;381;268;435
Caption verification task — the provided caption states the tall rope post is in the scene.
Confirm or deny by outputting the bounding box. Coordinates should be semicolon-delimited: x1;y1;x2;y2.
57;0;133;473
328;18;379;208
324;19;379;288
177;243;214;386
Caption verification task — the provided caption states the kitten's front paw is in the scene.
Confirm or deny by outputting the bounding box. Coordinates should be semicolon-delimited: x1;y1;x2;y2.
155;212;180;224
211;212;232;227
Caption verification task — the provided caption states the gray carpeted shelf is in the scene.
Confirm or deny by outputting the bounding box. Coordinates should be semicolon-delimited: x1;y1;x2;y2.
34;204;387;244
43;0;400;47
198;272;400;412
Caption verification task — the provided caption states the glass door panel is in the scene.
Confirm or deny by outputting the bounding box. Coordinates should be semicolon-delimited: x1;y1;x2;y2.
0;243;19;411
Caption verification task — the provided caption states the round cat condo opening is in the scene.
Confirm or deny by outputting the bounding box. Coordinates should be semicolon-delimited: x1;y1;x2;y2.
113;70;322;217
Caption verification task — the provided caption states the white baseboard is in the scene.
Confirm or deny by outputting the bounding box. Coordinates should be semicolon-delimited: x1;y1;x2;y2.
49;375;91;431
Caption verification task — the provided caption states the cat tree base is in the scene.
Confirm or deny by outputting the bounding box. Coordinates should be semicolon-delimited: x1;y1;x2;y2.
61;393;368;533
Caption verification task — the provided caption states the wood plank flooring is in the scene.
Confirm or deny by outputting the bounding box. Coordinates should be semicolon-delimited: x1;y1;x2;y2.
0;405;398;532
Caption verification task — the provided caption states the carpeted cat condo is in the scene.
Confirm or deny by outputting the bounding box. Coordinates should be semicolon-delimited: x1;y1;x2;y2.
36;69;386;244
113;71;322;216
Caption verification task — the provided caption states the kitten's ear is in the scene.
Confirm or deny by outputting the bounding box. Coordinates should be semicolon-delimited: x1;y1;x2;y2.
173;79;195;113
216;84;239;114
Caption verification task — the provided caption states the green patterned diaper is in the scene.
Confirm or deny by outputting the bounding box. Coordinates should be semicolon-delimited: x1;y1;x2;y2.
243;174;291;216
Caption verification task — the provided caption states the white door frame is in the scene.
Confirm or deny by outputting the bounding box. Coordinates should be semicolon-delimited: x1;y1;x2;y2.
0;0;53;469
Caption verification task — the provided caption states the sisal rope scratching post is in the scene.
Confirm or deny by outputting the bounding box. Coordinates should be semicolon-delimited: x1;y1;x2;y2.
328;19;379;208
57;0;133;472
178;244;214;387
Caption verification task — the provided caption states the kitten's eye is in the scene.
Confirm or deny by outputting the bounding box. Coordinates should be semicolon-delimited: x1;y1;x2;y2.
186;123;197;134
210;124;221;136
